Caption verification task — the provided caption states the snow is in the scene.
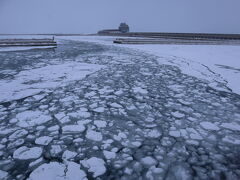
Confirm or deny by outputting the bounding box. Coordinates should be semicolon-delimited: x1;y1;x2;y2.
15;111;51;127
81;157;106;177
28;162;87;180
59;36;240;95
35;136;53;145
13;146;42;160
86;130;103;141
200;122;220;131
0;62;105;102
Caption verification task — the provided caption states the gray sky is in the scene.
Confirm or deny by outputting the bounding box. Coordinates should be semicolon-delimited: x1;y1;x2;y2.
0;0;240;34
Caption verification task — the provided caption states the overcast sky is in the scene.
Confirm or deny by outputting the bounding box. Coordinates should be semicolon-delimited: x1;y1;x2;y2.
0;0;240;34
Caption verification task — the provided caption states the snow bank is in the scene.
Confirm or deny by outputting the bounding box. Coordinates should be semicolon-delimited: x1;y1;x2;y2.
59;36;240;94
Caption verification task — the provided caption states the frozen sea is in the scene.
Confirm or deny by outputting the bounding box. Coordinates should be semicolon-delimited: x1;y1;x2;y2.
0;39;240;179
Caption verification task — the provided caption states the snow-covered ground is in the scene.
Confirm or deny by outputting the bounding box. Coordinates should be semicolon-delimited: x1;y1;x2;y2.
59;36;240;94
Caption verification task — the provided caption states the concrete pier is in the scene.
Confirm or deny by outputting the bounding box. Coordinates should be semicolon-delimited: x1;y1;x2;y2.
0;38;57;47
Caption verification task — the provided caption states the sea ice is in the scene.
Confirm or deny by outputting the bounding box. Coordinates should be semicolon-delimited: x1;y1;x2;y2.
133;87;148;94
141;156;157;167
103;150;116;160
93;107;105;113
0;62;105;102
169;130;181;138
62;125;85;134
13;146;42;160
171;111;185;118
28;162;87;180
86;130;103;141
0;170;8;179
200;122;220;131
147;129;161;138
16;111;52;127
62;150;77;161
9;129;28;140
94;120;107;128
50;145;62;157
35;136;53;145
81;157;106;177
221;123;240;131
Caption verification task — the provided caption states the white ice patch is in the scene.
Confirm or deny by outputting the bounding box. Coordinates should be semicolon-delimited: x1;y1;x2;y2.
221;123;240;131
133;87;148;94
0;62;105;102
9;129;28;140
81;157;106;177
103;150;116;160
35;136;53;145
141;157;157;167
13;146;42;160
86;130;103;141
62;125;85;134
62;150;77;161
147;129;161;138
169;131;181;138
28;162;87;180
93;107;105;113
16;111;51;127
94;120;107;128
0;170;8;179
171;111;185;118
200;122;220;131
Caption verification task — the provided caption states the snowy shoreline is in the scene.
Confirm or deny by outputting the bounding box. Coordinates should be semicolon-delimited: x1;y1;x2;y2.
58;35;240;95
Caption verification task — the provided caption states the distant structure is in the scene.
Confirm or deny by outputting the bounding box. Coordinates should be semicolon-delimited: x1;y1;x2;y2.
98;23;130;34
118;23;130;33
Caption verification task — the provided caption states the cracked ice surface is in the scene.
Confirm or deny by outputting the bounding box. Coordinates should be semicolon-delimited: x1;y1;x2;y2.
0;40;240;179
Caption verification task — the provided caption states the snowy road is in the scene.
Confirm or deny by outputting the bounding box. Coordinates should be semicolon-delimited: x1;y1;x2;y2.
0;40;240;179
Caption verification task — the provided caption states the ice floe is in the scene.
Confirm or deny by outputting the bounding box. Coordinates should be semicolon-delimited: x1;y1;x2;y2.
0;62;105;102
16;111;51;128
86;130;103;141
103;150;116;160
28;162;87;180
35;136;53;145
200;122;220;131
13;146;42;160
62;125;85;134
81;157;106;177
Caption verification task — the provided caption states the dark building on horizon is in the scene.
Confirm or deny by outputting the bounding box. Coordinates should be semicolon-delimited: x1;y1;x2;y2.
98;23;130;34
